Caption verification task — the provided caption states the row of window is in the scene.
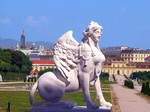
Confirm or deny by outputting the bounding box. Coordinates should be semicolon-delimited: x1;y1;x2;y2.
112;64;125;67
34;65;55;71
121;54;150;58
103;69;149;75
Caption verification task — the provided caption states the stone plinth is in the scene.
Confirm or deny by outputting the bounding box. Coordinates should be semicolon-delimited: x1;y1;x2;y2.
28;106;111;112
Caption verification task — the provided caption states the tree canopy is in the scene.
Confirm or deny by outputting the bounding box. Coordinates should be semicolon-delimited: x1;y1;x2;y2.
0;48;32;74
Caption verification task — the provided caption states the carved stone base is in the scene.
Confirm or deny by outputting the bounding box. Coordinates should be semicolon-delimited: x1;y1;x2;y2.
28;103;111;112
27;101;111;112
29;106;111;112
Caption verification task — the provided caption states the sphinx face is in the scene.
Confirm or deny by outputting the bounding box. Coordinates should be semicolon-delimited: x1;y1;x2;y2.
92;28;102;42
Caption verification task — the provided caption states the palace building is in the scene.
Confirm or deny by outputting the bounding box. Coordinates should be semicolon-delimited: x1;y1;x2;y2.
102;56;150;80
120;49;150;62
31;60;55;72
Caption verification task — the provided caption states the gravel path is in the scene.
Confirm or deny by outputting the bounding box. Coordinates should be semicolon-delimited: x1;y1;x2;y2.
111;84;150;112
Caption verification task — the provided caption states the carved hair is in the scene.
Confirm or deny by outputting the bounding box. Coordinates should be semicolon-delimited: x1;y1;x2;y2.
82;21;103;43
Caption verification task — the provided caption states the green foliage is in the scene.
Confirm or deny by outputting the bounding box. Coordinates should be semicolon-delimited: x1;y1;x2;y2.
112;74;116;82
0;91;41;112
145;81;150;94
38;68;55;76
148;87;150;96
1;72;26;81
0;48;32;80
124;74;132;81
130;71;150;80
0;62;11;74
124;80;134;89
0;48;12;64
141;81;150;96
11;50;25;69
141;83;145;93
100;72;109;80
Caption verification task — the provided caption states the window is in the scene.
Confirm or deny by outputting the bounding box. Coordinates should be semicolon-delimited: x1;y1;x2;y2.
40;67;42;70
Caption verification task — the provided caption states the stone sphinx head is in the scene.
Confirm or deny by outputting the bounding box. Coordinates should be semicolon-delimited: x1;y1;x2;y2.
83;21;103;43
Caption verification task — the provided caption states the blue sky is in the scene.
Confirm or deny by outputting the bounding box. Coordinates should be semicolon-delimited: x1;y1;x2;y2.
0;0;150;49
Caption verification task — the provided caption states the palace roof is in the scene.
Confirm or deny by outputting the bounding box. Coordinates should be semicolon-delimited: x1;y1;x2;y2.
32;60;55;65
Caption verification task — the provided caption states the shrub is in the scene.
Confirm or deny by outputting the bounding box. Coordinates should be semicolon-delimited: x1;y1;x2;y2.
145;81;150;95
1;72;26;81
141;83;145;93
124;80;134;89
112;74;116;82
148;87;150;96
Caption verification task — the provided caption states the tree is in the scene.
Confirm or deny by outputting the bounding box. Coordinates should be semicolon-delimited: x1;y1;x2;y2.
141;83;145;93
38;68;54;77
148;86;150;96
11;51;24;70
22;54;32;74
100;72;109;80
145;81;149;95
0;49;12;64
11;50;32;74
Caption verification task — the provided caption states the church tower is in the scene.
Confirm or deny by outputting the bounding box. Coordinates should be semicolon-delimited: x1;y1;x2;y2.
20;30;26;49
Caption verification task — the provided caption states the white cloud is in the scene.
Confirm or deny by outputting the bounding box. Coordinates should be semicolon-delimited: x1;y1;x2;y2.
0;17;12;25
25;16;40;27
40;16;49;23
24;16;49;27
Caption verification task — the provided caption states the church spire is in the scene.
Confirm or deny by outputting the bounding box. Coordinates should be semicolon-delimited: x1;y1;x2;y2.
20;29;26;49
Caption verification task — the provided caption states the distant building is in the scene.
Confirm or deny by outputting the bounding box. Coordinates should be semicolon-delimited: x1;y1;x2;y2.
121;49;150;62
102;46;129;63
145;56;150;62
102;56;150;80
15;43;20;50
31;60;56;71
20;30;26;49
39;50;53;60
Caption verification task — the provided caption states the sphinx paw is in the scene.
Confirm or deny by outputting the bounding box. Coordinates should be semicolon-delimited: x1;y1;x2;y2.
101;101;112;108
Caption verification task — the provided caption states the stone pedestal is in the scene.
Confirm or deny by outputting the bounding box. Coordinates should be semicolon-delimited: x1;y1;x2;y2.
28;106;111;112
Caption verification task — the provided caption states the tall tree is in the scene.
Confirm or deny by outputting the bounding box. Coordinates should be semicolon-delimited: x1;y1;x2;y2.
11;50;32;74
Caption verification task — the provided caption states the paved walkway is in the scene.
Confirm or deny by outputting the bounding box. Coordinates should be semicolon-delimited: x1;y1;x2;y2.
111;84;150;112
114;75;126;85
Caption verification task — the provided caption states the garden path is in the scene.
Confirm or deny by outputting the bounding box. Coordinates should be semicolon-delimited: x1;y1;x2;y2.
111;84;150;112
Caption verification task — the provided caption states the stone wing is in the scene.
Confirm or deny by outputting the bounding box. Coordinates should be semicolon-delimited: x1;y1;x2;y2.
53;31;79;81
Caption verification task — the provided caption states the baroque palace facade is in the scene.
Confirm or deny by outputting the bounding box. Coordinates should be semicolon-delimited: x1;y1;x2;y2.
102;49;150;80
30;48;150;78
17;30;150;78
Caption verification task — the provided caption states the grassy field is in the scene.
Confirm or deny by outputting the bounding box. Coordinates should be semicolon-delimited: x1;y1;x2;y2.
0;83;33;87
0;81;111;112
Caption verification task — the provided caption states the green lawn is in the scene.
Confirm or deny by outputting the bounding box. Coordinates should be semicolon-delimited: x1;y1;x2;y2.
0;83;33;87
0;91;111;112
0;81;111;112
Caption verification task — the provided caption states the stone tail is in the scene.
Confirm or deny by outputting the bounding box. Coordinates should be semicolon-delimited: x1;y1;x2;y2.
29;81;38;105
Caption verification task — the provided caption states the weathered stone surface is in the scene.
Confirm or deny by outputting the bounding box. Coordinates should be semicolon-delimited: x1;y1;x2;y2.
29;106;111;112
29;21;112;110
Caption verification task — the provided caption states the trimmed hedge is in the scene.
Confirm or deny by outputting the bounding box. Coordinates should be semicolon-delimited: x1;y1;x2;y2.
0;72;26;81
141;81;150;96
124;80;134;89
112;74;116;82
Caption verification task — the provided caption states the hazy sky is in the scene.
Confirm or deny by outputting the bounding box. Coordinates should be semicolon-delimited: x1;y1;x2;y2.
0;0;150;49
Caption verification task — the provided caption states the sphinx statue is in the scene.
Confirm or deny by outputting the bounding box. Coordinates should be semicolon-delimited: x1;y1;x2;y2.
29;21;112;110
